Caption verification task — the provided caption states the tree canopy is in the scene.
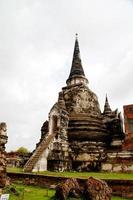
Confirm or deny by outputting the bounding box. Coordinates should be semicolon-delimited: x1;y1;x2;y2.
16;147;30;154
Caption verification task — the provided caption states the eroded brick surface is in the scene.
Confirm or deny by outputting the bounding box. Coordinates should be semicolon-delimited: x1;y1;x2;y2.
0;123;8;192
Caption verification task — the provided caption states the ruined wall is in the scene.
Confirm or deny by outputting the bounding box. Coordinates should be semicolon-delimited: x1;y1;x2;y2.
101;104;133;173
101;151;133;173
6;152;31;168
31;100;70;172
47;101;70;172
7;172;133;199
123;104;133;150
0;122;8;193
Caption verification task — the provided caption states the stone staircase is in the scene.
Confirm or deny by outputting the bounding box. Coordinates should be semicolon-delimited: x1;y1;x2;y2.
24;132;56;172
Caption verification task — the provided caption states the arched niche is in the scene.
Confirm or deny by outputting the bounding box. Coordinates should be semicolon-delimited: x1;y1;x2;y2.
51;115;58;134
49;104;60;135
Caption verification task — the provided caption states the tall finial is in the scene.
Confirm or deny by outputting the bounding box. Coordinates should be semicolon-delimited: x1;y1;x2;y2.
103;94;112;115
66;35;88;86
105;94;109;103
105;93;108;101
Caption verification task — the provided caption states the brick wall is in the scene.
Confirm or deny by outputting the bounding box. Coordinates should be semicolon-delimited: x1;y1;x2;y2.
7;172;133;199
123;105;133;150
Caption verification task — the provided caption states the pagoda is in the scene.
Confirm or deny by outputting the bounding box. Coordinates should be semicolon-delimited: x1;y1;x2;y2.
24;35;125;172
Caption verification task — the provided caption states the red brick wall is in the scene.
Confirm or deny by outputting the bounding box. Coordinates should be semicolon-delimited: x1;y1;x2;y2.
123;105;133;150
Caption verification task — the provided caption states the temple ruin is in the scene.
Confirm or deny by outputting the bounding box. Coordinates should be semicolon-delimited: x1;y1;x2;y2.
123;104;133;151
0;122;8;193
24;36;133;173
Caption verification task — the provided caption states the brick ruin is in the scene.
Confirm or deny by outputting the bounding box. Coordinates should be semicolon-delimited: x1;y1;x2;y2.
100;105;133;173
55;177;112;200
6;151;31;168
0;122;8;193
24;36;132;173
123;104;133;150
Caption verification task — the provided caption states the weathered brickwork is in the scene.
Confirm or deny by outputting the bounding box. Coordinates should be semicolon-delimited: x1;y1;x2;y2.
55;177;112;200
123;104;133;150
0;122;8;193
6;151;31;168
101;105;133;172
24;36;132;173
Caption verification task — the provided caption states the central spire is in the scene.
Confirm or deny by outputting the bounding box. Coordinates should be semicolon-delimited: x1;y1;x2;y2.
66;34;88;86
103;95;112;115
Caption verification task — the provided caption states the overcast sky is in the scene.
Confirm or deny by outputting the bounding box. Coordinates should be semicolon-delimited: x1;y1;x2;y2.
0;0;133;151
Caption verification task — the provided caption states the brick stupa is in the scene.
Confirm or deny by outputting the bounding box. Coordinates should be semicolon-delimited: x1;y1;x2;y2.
24;35;127;172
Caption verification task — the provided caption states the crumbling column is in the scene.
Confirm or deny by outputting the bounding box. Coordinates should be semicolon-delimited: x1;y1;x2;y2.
0;122;8;194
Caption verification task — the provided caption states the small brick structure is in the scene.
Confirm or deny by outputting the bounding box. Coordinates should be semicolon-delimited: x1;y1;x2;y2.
55;177;112;200
0;122;8;194
84;177;112;200
55;178;81;200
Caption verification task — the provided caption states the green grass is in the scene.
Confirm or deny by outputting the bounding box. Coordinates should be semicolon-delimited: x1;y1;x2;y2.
113;197;131;200
7;167;133;180
6;168;133;200
4;184;55;200
35;171;133;180
3;183;130;200
7;167;23;173
112;198;130;200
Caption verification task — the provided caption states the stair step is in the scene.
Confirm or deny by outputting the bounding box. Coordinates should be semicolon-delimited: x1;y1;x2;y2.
24;132;56;172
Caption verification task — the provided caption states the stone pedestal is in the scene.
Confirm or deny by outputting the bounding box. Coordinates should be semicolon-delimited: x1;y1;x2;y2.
0;123;8;193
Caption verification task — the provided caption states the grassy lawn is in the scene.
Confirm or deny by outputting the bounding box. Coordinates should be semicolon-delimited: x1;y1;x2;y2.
7;167;133;180
7;167;23;173
3;184;130;200
112;198;130;200
4;184;55;200
35;171;133;180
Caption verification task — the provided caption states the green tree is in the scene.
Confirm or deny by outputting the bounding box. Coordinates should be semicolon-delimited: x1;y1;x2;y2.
16;147;30;154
